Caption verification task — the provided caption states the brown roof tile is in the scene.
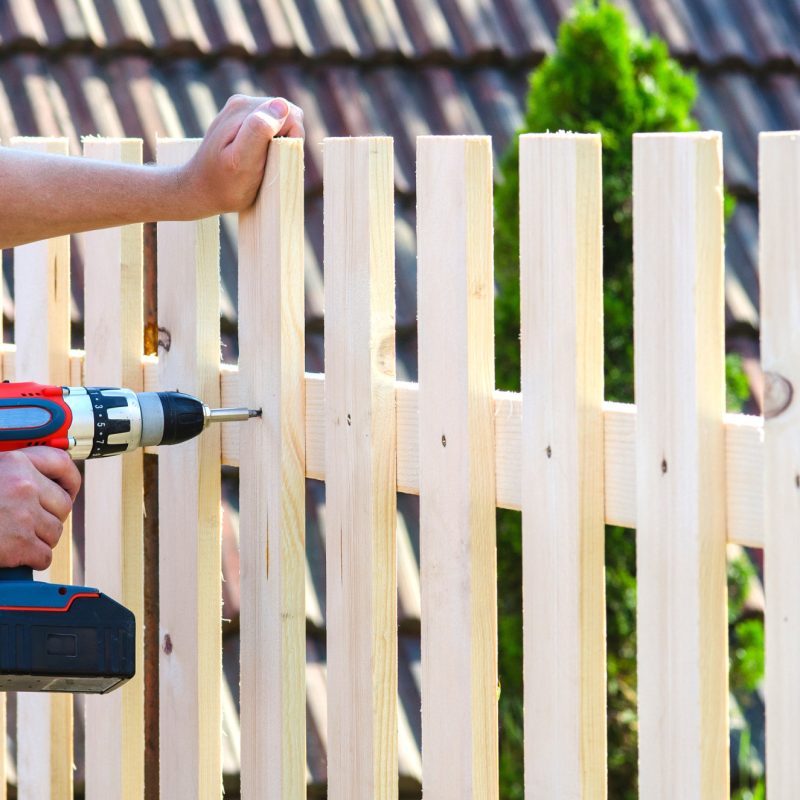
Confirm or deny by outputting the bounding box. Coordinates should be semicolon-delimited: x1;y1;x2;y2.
0;0;48;48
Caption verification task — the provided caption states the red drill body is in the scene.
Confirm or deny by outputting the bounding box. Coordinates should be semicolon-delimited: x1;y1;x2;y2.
0;382;73;452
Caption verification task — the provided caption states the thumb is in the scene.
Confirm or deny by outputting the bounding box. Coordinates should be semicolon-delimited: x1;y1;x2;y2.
230;98;289;160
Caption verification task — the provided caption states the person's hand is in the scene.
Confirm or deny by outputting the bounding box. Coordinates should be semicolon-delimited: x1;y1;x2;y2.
181;95;305;217
0;449;81;570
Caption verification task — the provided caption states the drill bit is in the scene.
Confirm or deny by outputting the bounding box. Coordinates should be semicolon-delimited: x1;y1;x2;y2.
205;406;262;424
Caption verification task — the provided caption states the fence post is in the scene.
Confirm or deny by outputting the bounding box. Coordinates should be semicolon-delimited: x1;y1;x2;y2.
633;132;728;798
238;138;306;798
11;137;73;800
417;135;498;798
519;133;606;797
760;131;800;799
82;137;145;799
323;136;398;799
156;139;221;799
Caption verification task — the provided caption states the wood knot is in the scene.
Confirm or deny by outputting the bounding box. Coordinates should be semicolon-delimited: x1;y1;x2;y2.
162;633;173;655
661;458;668;474
441;435;447;448
764;372;793;420
546;446;552;459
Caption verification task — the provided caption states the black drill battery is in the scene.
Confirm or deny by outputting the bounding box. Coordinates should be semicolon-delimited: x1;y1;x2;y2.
0;568;135;693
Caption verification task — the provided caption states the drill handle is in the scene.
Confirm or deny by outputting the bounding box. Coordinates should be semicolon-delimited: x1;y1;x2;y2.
0;567;33;581
0;382;72;452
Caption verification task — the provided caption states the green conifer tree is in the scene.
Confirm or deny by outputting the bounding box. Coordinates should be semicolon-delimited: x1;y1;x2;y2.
492;3;756;797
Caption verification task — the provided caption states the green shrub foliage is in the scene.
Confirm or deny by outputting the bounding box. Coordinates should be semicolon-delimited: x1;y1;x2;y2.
495;0;697;402
493;2;761;797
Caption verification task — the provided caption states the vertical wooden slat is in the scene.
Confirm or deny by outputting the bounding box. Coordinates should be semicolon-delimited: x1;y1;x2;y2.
156;139;221;800
760;131;800;799
238;138;306;797
417;135;498;798
11;136;72;800
633;132;728;799
520;133;606;797
324;136;398;799
82;138;145;799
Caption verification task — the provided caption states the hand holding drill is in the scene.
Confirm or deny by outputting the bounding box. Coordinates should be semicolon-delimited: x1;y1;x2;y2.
0;448;79;571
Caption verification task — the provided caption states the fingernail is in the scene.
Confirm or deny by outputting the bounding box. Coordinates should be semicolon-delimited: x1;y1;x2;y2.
266;98;289;119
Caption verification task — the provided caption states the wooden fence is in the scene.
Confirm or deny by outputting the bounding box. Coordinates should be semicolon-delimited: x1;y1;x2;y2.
0;129;795;798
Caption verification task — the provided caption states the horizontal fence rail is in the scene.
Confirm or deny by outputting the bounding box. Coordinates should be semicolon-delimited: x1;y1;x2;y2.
2;348;764;545
0;129;793;798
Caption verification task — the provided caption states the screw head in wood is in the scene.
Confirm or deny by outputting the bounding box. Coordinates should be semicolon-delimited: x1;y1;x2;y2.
764;372;793;420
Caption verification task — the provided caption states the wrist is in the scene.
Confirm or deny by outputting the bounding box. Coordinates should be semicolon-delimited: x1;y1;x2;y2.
161;163;213;220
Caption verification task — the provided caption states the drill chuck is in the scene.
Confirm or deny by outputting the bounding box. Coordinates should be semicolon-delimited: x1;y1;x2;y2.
64;388;209;458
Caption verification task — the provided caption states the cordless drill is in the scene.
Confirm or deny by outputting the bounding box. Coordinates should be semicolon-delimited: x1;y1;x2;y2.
0;381;259;694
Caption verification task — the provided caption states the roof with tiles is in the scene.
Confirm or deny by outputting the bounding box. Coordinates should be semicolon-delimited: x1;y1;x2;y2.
0;0;794;794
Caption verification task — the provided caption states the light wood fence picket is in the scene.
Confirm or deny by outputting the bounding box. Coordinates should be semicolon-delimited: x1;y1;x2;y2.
0;130;795;798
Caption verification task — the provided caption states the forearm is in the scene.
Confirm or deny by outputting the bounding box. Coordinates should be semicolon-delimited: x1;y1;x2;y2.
0;149;203;249
1;95;303;249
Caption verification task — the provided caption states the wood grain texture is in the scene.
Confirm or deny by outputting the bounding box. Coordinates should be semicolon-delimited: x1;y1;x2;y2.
238;138;306;798
156;139;221;800
633;133;728;799
417;136;498;798
760;131;800;799
82;138;145;800
11;136;73;800
519;134;605;797
4;344;767;546
323;137;398;799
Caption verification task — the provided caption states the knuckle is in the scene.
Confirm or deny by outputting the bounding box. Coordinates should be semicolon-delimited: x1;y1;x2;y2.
47;520;64;546
51;448;71;469
3;450;25;467
2;450;30;475
12;478;37;502
55;493;73;522
226;93;249;111
247;113;273;134
37;548;53;570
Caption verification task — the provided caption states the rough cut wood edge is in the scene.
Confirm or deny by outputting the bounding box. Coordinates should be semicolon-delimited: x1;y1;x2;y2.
82;138;145;800
238;138;306;798
760;131;800;799
156;139;221;800
520;133;606;796
633;132;729;799
11;136;72;800
417;135;498;798
323;137;398;799
4;346;763;548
